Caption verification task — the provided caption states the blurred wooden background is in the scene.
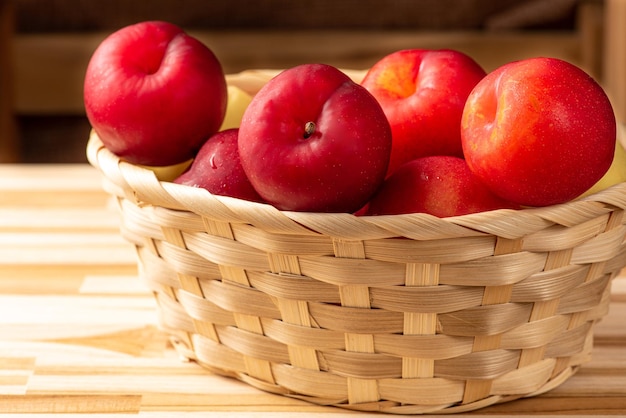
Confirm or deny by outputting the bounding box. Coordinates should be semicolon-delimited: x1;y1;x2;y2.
0;0;614;163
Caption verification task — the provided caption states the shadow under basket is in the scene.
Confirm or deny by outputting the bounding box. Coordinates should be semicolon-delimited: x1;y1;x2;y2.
86;71;626;415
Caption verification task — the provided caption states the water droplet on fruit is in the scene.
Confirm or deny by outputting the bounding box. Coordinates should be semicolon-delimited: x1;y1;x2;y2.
209;155;218;169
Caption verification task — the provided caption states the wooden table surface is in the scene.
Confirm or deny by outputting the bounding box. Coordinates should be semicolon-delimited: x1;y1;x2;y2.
1;164;625;417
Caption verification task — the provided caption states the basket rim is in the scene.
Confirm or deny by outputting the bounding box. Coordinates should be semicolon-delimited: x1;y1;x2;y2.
87;129;626;227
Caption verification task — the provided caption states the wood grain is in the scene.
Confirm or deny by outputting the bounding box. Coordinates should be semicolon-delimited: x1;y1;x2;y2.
0;164;625;416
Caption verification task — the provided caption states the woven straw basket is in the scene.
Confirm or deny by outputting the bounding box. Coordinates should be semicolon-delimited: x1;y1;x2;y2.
87;69;626;415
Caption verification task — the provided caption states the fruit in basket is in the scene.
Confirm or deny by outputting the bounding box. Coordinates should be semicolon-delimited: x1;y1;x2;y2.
461;57;616;207
220;85;253;131
366;156;519;217
238;63;392;213
174;128;263;202
579;137;626;198
84;20;227;166
361;49;487;176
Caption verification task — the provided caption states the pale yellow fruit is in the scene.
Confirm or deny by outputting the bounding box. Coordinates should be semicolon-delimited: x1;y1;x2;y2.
579;135;626;198
138;159;193;182
219;85;253;130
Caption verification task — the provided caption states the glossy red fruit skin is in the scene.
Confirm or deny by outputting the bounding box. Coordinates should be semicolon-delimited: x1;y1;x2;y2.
238;63;392;213
461;57;616;207
174;129;263;203
84;21;227;166
366;156;520;217
361;49;487;176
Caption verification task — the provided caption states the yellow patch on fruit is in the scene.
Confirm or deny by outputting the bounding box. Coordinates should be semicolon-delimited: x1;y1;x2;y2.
578;125;626;198
219;85;253;130
138;159;193;182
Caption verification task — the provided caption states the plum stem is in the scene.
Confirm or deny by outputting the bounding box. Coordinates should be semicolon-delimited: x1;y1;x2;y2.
303;121;316;139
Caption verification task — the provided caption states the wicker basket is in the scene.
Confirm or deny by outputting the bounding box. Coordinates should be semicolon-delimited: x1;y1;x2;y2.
86;69;626;415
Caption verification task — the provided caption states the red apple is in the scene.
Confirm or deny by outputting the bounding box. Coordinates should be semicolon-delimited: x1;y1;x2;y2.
174;128;263;202
238;63;392;213
84;21;227;166
360;49;487;176
366;156;519;217
461;57;616;207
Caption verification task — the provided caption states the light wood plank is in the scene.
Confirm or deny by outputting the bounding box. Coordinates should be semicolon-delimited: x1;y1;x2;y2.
0;164;111;207
0;208;122;232
0;395;142;414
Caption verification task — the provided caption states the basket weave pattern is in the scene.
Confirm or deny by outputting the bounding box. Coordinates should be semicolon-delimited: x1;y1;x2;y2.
87;71;626;414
